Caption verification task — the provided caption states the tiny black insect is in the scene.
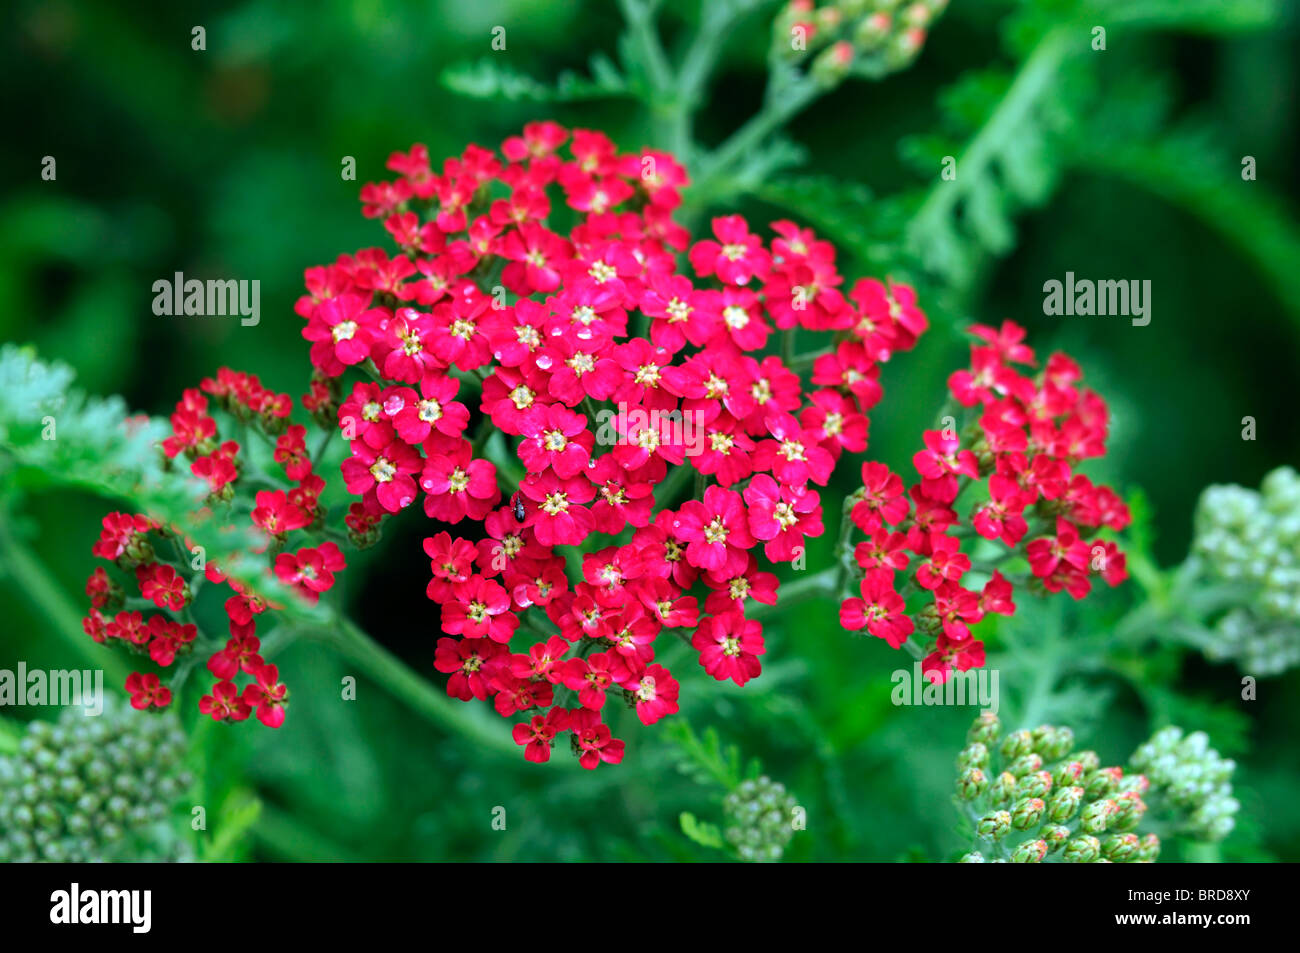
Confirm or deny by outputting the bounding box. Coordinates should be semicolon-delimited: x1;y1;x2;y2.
512;491;526;522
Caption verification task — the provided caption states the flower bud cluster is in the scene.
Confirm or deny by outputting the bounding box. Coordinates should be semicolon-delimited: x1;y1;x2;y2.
0;697;192;862
953;713;1158;863
1193;466;1300;674
723;775;799;863
772;0;950;86
1129;727;1238;842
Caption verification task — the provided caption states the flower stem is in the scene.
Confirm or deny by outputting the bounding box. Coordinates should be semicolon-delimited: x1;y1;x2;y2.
689;73;822;204
311;617;538;763
0;517;132;686
750;566;839;619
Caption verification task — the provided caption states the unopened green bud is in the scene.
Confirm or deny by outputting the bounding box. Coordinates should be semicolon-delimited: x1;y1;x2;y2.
1079;798;1116;834
1014;770;1053;800
957;742;989;772
1101;833;1140;862
1084;766;1122;800
967;712;1000;746
902;1;932;27
1117;773;1150;796
1063;835;1101;863
957;767;988;801
1110;792;1147;832
853;11;892;51
1047;785;1084;823
1011;838;1048;863
1042;825;1071;851
810;40;855;88
1011;797;1046;830
883;26;925;69
1075;750;1101;772
977;810;1012;840
1005;753;1043;778
989;771;1017;806
1038;725;1075;761
959;851;986;862
1136;833;1161;862
1000;729;1035;760
1052;761;1085;788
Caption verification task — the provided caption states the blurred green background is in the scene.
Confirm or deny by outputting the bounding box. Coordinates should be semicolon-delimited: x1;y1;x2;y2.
2;0;1298;861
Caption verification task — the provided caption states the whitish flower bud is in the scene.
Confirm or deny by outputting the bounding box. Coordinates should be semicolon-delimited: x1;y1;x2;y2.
0;697;191;862
1129;725;1238;841
1190;468;1300;673
959;851;985;862
724;775;799;863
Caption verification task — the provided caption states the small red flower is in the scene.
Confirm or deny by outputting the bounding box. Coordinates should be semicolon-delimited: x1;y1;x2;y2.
125;672;171;710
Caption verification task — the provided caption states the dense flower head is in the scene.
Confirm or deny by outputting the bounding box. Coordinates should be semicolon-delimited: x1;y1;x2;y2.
953;714;1234;862
300;123;928;767
0;697;193;862
839;321;1130;682
724;775;800;863
1188;466;1300;674
81;373;349;730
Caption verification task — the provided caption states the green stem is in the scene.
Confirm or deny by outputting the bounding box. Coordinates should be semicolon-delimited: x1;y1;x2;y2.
750;566;839;619
311;618;543;763
0;518;132;686
690;73;823;203
620;0;673;91
254;802;359;862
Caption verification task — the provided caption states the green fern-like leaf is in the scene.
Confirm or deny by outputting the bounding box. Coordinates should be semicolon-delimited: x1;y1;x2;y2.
679;811;726;850
753;175;878;265
440;55;630;104
0;345;323;616
664;720;745;790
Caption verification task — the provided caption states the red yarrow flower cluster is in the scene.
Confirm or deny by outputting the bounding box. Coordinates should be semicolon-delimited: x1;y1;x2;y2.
300;123;926;767
839;320;1130;683
82;373;347;728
